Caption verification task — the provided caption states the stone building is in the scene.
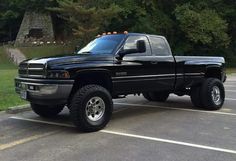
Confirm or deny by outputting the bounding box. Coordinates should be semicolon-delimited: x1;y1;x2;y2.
15;11;55;45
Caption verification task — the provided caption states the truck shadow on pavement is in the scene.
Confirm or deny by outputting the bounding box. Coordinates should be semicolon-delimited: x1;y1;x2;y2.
8;96;219;136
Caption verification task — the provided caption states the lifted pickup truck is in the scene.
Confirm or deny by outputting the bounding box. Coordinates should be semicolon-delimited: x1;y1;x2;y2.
15;33;226;132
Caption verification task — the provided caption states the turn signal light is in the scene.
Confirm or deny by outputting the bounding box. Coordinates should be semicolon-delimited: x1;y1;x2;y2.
47;70;70;79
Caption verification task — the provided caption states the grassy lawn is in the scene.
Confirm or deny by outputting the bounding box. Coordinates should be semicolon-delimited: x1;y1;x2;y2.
0;47;27;111
0;47;17;70
19;45;75;59
226;68;236;75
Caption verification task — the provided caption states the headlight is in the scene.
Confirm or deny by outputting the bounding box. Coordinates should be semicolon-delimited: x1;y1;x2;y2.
47;70;70;78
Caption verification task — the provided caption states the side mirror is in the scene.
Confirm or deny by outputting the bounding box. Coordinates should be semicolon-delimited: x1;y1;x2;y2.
136;40;146;53
116;40;146;60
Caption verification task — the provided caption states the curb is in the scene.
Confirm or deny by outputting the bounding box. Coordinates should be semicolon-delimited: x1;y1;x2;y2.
6;104;31;114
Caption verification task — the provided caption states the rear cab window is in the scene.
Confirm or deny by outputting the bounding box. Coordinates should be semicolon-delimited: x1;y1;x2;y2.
149;36;171;56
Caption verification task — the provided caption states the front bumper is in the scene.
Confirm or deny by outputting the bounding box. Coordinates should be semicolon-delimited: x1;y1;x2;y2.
15;77;74;105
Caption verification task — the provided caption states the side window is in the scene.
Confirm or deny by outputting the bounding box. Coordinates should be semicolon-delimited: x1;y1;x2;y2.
150;36;170;56
123;36;151;56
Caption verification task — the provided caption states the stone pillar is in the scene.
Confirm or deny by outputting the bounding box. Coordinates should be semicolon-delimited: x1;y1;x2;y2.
15;11;55;45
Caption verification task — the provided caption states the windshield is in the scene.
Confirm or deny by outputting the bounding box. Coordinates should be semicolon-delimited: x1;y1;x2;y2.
78;35;125;55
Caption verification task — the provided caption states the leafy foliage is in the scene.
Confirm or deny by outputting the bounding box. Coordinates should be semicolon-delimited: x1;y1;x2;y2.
0;0;55;42
50;0;122;44
175;3;230;48
0;0;235;66
0;0;21;41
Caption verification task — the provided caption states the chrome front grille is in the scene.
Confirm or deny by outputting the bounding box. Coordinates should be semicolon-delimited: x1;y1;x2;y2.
19;63;45;78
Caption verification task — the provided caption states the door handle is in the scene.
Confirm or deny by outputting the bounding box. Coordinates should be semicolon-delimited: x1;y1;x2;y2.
151;61;158;65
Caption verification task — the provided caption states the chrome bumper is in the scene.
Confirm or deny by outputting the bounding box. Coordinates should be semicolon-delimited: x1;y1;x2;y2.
15;77;74;105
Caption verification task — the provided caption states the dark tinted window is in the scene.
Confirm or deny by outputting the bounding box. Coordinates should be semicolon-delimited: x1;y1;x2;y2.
123;36;151;56
78;35;125;55
150;36;170;56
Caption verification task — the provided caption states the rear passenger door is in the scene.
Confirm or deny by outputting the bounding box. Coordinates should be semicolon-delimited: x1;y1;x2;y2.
148;36;176;91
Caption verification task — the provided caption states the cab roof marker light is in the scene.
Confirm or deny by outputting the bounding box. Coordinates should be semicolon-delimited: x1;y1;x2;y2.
98;31;127;36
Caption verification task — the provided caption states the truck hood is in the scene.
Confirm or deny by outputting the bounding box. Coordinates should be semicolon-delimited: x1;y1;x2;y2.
22;54;113;67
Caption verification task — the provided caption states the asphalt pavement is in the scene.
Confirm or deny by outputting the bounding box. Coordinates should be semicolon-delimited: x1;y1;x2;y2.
1;75;236;161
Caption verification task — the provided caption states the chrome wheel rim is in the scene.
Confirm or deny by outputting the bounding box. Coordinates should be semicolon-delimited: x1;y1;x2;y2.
211;86;221;105
85;97;105;122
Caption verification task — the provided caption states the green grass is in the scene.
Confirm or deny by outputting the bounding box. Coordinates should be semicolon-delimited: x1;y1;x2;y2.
0;47;26;111
0;47;17;69
226;68;236;75
0;69;27;111
19;45;75;59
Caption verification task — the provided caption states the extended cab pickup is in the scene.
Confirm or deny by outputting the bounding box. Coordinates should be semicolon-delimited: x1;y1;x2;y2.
15;33;226;132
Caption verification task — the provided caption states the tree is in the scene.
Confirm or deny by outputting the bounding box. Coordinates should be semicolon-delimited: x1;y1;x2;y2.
0;0;236;67
174;3;230;55
0;0;56;42
50;0;122;44
0;0;22;42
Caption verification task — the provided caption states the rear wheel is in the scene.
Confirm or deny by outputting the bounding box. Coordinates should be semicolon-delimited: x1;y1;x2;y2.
70;85;113;132
31;103;64;118
143;92;169;102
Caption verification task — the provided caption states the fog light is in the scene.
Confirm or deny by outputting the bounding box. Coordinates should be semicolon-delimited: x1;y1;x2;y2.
28;85;35;90
39;85;58;94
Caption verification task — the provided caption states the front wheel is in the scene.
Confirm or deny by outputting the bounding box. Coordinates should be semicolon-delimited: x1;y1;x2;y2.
31;103;64;118
201;78;225;110
190;86;203;108
70;85;113;132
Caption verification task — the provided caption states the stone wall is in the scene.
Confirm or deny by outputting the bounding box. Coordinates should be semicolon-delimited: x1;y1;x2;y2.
15;12;55;45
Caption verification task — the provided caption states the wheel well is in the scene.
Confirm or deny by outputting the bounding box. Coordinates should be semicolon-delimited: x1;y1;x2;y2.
68;72;113;103
205;67;222;80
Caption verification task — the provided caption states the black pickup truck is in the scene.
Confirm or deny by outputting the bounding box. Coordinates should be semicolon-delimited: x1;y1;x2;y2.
15;33;226;132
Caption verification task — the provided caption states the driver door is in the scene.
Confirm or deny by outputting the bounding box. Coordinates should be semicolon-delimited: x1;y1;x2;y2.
113;35;154;94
